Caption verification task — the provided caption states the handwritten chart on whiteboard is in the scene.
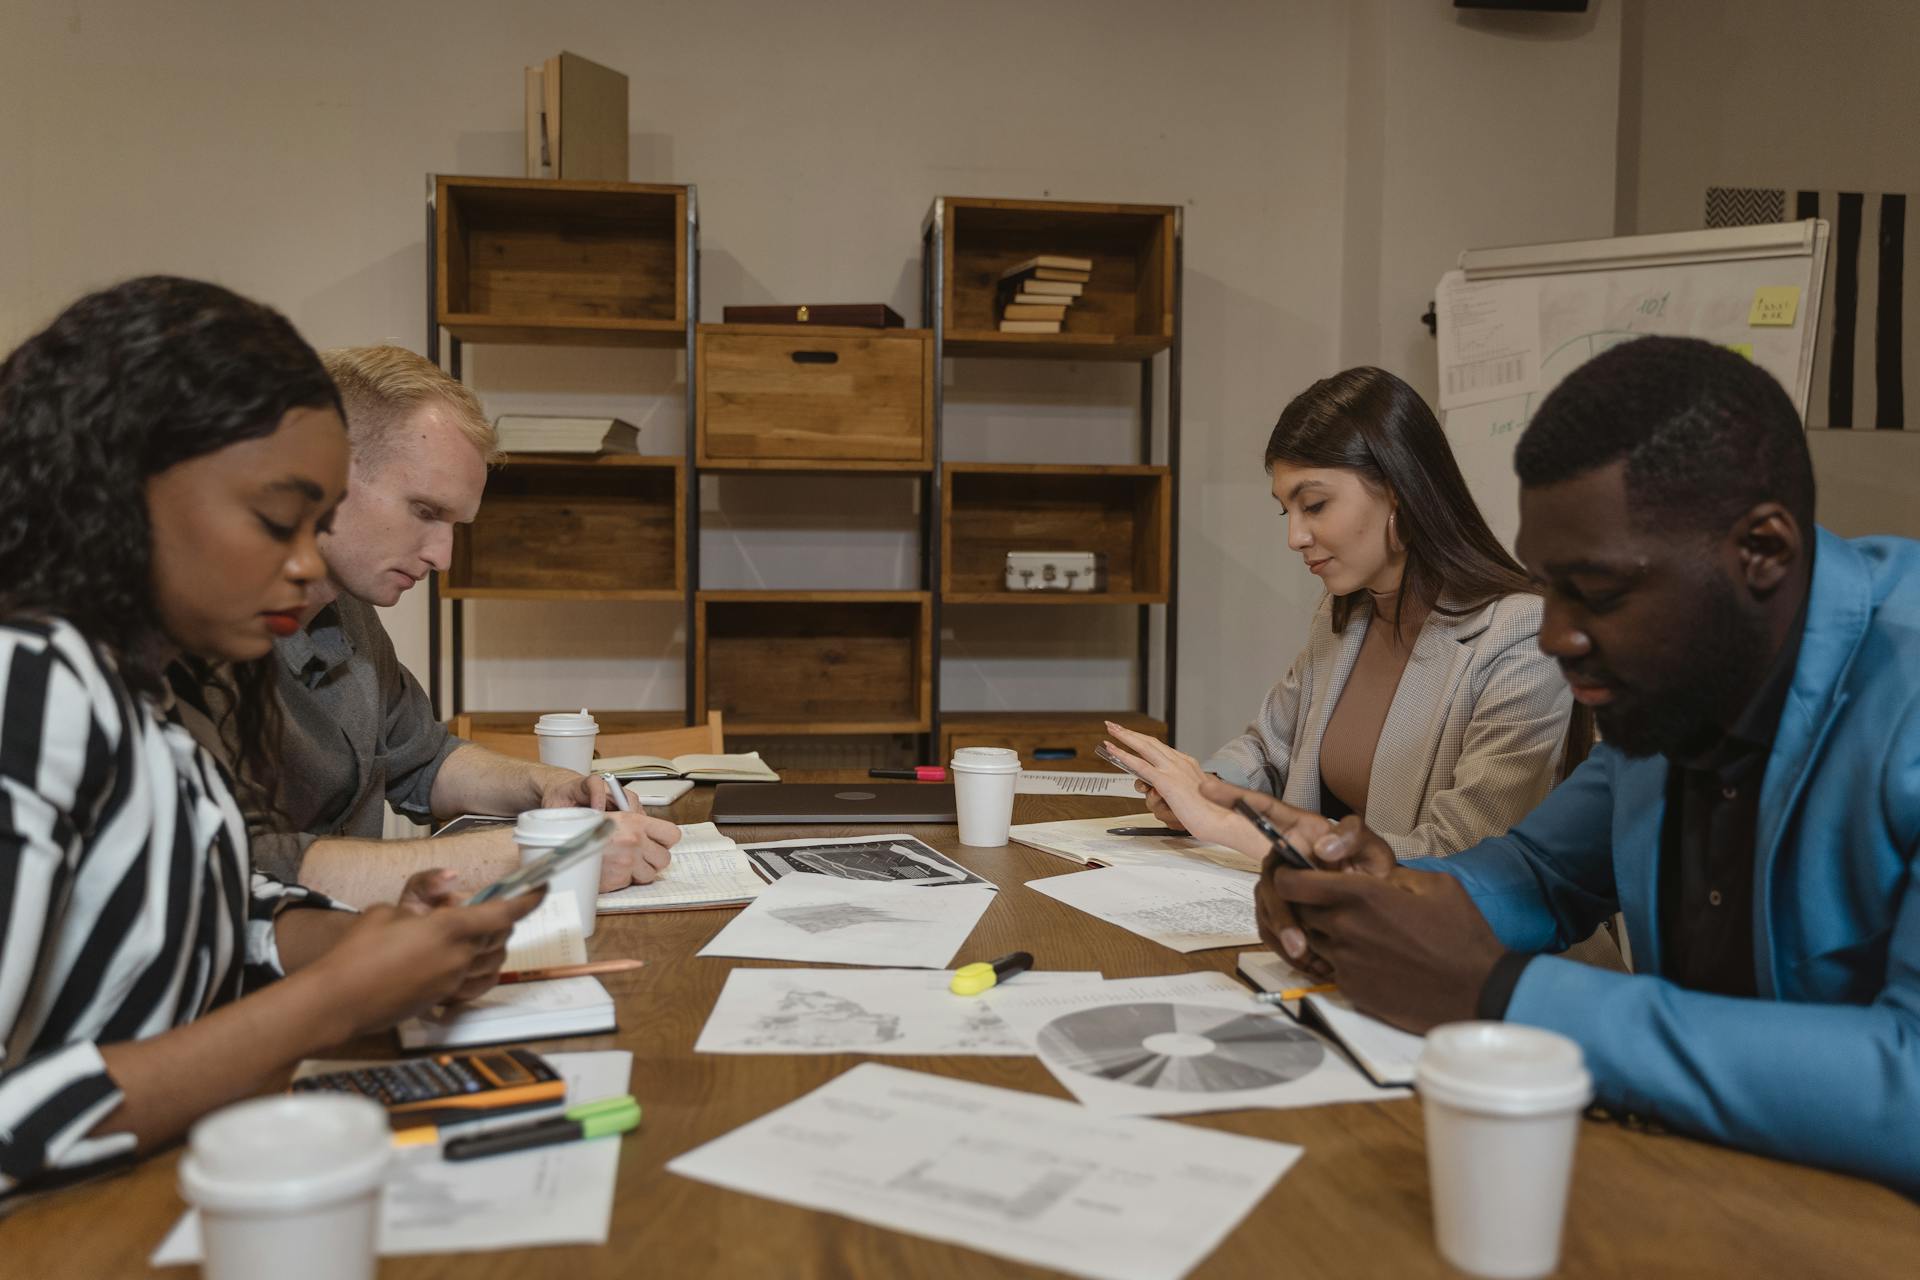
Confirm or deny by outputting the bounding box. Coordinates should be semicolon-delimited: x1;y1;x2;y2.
1436;222;1828;549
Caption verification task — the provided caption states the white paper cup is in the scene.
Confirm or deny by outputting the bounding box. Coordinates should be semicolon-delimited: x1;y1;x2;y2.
515;806;605;936
950;747;1021;847
1416;1022;1593;1279
179;1093;389;1280
532;709;598;774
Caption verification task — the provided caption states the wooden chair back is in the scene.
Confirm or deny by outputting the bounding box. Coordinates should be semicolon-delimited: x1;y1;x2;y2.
448;711;725;764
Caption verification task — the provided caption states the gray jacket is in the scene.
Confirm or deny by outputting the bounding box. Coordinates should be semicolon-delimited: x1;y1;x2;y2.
1203;592;1572;858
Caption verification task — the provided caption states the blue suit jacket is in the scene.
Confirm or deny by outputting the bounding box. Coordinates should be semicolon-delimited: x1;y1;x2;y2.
1411;529;1920;1194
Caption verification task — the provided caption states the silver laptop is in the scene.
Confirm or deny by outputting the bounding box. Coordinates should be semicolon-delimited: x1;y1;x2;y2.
708;782;958;824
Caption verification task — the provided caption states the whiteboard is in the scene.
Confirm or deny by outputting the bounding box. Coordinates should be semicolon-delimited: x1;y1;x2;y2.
1436;220;1829;549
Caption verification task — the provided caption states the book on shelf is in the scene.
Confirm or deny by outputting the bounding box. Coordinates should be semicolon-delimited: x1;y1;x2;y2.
591;750;780;782
999;286;1077;307
494;414;640;454
997;319;1063;334
1009;279;1083;298
998;255;1094;280
597;823;769;914
721;303;905;328
1001;303;1068;322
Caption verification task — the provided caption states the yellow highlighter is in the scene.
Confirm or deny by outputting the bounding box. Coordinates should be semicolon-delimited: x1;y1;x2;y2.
950;950;1035;996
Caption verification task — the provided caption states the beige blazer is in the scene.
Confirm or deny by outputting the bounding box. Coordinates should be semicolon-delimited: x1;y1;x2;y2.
1202;592;1573;858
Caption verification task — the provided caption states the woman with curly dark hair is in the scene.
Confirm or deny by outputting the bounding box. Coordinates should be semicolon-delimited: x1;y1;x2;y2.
0;276;542;1196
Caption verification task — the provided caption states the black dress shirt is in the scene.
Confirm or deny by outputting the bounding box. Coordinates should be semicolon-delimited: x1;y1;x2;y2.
1478;600;1808;1018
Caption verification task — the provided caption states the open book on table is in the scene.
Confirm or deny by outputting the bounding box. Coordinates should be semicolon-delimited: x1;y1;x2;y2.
1237;950;1424;1088
1008;813;1261;876
592;750;779;783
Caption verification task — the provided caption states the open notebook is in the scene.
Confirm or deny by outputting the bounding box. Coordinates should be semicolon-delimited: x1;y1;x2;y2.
1237;951;1424;1088
1009;813;1261;877
596;822;768;914
398;893;615;1049
594;751;779;783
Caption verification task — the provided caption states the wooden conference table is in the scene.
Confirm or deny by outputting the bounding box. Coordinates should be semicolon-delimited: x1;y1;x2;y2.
9;785;1920;1277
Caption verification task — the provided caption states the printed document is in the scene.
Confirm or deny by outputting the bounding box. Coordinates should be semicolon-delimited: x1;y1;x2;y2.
153;1051;630;1262
667;1062;1302;1280
695;968;1100;1056
697;873;996;968
1027;864;1260;951
983;972;1406;1116
1435;271;1542;410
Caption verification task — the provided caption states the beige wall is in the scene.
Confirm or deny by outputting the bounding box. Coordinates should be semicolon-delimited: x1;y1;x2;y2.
2;1;1626;758
1621;0;1920;538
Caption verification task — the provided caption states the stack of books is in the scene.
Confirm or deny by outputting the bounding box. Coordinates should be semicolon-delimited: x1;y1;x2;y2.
996;255;1092;333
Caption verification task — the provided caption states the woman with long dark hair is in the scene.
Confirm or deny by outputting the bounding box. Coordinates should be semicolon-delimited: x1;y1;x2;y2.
1108;366;1580;857
0;277;541;1196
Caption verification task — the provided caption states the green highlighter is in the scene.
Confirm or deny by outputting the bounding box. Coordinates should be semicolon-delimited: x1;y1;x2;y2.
443;1094;641;1162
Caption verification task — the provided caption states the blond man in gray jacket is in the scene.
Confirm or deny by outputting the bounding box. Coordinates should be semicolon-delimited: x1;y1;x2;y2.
1109;367;1576;859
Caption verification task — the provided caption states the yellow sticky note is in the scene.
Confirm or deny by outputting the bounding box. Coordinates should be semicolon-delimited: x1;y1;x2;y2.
1725;342;1754;360
1749;286;1800;327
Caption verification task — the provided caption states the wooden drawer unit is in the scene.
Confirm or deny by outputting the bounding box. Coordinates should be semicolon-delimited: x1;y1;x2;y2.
696;324;933;470
939;711;1166;771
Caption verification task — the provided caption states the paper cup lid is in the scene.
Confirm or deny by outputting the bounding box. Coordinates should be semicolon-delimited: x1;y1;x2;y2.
1416;1022;1592;1115
533;710;598;735
515;806;603;842
950;747;1021;772
180;1094;390;1213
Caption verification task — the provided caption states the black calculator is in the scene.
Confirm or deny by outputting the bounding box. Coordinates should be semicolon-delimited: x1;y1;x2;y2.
291;1047;567;1133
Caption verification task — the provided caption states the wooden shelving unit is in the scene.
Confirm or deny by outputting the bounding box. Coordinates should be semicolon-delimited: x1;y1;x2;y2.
426;174;699;720
695;591;932;735
924;195;1182;754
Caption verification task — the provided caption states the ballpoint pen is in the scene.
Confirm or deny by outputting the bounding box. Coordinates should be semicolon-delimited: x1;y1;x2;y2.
596;771;634;812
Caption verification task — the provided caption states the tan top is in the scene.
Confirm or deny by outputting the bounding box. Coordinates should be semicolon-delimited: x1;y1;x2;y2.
1318;592;1424;816
1203;591;1573;858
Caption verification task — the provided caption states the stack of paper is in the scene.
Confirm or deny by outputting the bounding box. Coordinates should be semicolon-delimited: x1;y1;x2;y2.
597;822;767;914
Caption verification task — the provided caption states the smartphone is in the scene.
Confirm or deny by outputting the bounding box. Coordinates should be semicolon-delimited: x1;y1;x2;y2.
1230;797;1314;872
468;817;614;904
1094;741;1151;783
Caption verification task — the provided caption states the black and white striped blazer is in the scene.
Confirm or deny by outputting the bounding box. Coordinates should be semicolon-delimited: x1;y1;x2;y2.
0;619;337;1196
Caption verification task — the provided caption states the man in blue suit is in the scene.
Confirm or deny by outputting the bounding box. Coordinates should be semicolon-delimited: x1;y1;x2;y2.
1213;336;1920;1193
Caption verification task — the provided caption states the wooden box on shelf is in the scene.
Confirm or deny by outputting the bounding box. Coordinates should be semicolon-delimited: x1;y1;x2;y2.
447;454;684;600
695;324;933;470
695;591;932;734
435;175;688;347
941;463;1171;604
937;196;1177;361
939;711;1168;772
